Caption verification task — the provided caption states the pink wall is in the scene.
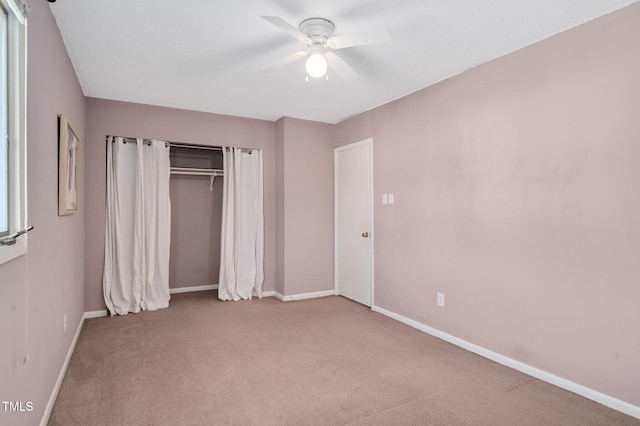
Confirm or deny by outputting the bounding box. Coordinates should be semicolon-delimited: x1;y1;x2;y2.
84;99;276;310
275;119;285;295
275;117;334;296
333;3;640;407
0;2;86;425
169;176;223;288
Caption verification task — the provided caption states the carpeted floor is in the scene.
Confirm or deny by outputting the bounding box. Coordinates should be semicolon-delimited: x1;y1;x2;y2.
49;291;638;425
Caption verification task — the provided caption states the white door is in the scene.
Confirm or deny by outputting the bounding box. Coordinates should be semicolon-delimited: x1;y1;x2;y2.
335;139;373;306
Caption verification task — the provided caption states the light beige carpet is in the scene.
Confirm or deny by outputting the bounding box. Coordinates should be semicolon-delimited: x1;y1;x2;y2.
49;291;638;425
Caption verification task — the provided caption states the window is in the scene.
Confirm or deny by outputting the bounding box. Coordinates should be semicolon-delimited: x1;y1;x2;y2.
0;0;27;266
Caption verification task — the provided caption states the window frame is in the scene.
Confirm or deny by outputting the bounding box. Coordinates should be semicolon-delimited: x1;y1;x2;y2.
1;4;9;236
0;0;27;266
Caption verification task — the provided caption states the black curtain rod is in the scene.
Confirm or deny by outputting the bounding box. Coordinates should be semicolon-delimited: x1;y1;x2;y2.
105;135;221;150
105;135;254;152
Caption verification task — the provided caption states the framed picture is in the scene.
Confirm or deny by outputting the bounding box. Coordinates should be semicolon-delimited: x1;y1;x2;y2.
58;114;79;216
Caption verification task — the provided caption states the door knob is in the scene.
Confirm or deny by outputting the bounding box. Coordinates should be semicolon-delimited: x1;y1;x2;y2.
362;232;369;238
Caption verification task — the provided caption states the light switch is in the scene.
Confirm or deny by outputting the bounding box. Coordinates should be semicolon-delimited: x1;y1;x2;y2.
388;193;394;204
382;194;388;204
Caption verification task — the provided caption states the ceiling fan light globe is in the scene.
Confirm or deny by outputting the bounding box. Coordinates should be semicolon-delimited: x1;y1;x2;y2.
306;54;328;78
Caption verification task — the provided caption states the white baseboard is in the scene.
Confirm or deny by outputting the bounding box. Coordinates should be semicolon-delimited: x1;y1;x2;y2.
170;284;218;294
170;286;273;299
372;304;640;420
40;313;86;426
84;309;107;319
273;289;336;302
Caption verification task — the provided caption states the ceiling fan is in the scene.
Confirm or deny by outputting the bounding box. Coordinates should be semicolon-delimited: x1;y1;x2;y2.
260;16;392;81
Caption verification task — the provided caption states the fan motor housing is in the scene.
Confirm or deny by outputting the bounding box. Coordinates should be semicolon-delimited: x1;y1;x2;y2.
300;18;335;43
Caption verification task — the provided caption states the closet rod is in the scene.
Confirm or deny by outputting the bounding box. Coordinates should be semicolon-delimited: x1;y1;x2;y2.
170;167;224;176
169;143;221;151
170;142;254;153
171;171;223;177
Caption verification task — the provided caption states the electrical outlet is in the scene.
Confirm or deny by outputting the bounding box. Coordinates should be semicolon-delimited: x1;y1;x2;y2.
63;313;67;333
437;292;445;307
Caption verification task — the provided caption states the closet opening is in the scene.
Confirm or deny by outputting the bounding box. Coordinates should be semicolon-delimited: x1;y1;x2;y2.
169;144;224;292
104;135;264;308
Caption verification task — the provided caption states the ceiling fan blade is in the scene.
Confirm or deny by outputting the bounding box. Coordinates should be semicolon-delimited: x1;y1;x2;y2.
327;28;392;50
262;16;311;44
326;52;359;82
259;50;308;74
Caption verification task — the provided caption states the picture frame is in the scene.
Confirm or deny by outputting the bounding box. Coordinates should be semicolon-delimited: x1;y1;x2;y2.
58;114;79;216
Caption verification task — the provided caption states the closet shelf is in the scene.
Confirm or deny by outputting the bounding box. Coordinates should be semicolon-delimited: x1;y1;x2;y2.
170;167;224;177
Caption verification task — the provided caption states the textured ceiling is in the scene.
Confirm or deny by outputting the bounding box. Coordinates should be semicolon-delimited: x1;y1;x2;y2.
50;0;638;124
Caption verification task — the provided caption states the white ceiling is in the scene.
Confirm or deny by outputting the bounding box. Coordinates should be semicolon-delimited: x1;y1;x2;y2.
50;0;638;124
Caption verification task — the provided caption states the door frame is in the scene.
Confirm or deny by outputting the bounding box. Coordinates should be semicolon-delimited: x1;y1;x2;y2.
334;138;374;307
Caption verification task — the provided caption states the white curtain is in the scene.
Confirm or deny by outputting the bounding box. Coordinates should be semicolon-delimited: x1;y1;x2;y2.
103;137;171;316
218;147;264;301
